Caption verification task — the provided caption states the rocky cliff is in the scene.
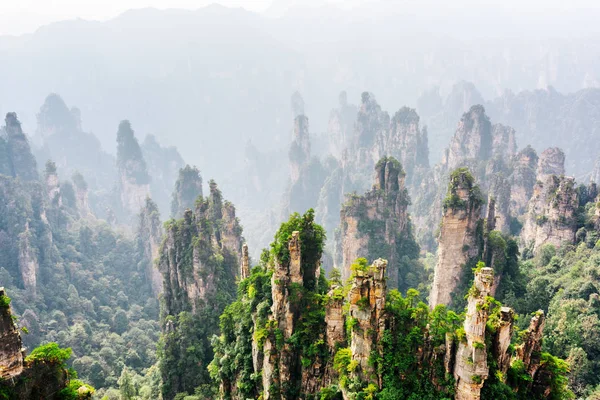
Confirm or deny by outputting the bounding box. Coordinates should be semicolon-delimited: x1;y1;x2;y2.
211;221;566;400
453;267;494;400
142;134;185;217
158;181;243;398
429;168;484;308
536;147;566;182
509;145;539;216
327;91;357;159
521;174;578;252
337;157;421;290
116;120;151;219
170;165;203;218
136;198;164;295
1;113;38;182
0;288;91;399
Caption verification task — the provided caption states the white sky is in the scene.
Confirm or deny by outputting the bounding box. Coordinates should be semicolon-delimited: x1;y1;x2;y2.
1;0;599;36
0;0;277;36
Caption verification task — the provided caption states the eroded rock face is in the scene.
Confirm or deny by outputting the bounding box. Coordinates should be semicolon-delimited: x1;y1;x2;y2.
429;169;483;307
493;307;515;375
537;147;565;181
18;223;38;296
327;91;357;159
116;120;151;218
241;244;250;279
0;288;72;398
0;288;24;378
442;105;492;171
72;172;92;217
170;165;203;218
159;181;242;396
45;162;61;208
509;146;539;215
521;175;578;252
337;157;415;289
516;311;546;378
453;267;494;400
263;231;304;400
137;198;164;295
2;113;38;182
347;259;387;389
290;116;311;185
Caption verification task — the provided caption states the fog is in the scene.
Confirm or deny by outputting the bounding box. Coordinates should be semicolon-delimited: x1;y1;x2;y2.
3;0;600;252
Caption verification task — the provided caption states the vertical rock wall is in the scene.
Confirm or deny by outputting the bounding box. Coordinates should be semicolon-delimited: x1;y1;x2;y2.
453;267;494;400
429;169;483;307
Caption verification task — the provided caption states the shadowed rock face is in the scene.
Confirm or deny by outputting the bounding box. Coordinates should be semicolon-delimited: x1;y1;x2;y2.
0;288;24;379
429;169;483;308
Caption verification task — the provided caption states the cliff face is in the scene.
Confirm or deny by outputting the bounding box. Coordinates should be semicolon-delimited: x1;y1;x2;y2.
536;147;565;181
136;198;164;296
337;157;420;290
158;181;242;398
170;165;203;218
289;115;311;185
521;174;578;252
347;259;386;390
453;268;494;400
0;288;24;378
429;169;484;308
509;146;539;216
160;182;242;316
413;105;518;251
0;288;76;399
2;113;38;182
327;91;357;159
142;134;185;217
116;120;151;218
442;105;493;171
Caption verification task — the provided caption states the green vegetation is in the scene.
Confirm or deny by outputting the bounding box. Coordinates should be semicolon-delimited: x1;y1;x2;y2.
443;168;484;212
25;342;72;365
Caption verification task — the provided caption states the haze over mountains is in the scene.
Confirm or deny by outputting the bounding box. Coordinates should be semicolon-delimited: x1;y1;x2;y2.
2;1;600;185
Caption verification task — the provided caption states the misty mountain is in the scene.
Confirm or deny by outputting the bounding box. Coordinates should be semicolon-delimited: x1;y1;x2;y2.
2;3;600;193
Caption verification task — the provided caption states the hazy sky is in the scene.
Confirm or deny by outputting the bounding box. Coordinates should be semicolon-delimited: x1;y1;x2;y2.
2;0;599;36
0;0;274;35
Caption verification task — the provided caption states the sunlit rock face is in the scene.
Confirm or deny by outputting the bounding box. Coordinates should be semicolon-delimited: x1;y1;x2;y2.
521;174;578;252
429;169;483;308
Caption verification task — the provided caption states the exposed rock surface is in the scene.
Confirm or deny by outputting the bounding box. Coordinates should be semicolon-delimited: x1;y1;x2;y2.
137;198;164;295
347;259;386;389
536;147;565;181
142;134;185;217
509;145;539;215
521;174;578;252
337;157;418;290
1;113;38;181
454;267;494;400
159;180;242;396
0;288;24;378
0;288;72;399
429;169;483;307
327;91;357;159
170;165;203;218
289;116;311;185
116;120;151;219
